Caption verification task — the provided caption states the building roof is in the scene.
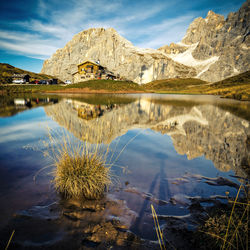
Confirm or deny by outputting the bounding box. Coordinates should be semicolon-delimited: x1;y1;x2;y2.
77;60;101;67
12;74;30;78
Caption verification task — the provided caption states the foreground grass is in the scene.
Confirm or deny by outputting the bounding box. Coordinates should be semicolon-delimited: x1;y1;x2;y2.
45;129;113;199
55;150;111;199
195;184;249;250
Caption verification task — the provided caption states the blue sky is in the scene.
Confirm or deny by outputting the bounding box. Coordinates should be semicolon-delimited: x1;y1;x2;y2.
0;0;246;73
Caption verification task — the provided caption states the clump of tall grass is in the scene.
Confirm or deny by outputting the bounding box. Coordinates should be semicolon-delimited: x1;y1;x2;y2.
54;147;111;199
44;127;114;200
42;122;136;200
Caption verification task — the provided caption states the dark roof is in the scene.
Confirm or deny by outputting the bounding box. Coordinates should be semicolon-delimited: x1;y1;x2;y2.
12;74;30;78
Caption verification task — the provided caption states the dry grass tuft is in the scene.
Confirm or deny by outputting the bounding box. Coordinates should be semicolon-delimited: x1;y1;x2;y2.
197;183;249;250
54;151;111;199
45;128;114;200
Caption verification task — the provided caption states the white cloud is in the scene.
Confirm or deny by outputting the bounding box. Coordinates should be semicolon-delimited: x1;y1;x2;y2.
127;15;195;48
0;0;194;59
0;30;59;60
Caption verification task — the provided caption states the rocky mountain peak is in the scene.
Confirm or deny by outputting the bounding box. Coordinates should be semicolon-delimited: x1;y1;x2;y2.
163;0;250;82
41;1;249;84
41;27;196;84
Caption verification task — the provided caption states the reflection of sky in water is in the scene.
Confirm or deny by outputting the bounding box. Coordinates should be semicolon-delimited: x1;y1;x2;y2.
0;96;246;238
114;132;237;196
110;128;239;238
0;107;58;228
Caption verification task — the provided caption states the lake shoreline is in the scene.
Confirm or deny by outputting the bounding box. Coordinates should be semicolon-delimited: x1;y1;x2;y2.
1;87;250;102
46;87;146;94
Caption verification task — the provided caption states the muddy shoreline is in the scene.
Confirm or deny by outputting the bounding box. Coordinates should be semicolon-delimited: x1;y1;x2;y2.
1;176;245;250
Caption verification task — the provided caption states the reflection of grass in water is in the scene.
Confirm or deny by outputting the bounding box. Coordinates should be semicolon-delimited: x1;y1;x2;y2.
198;184;249;250
67;94;136;106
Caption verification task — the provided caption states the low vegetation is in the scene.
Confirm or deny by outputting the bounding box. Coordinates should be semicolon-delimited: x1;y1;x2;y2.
144;71;250;101
1;62;249;101
195;184;249;250
46;130;112;199
0;80;144;94
55;150;111;199
206;71;250;101
64;79;144;92
144;78;208;91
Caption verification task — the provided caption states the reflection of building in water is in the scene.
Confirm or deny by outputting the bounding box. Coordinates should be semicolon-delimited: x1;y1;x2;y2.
44;98;250;177
65;99;118;120
14;98;58;109
0;97;59;117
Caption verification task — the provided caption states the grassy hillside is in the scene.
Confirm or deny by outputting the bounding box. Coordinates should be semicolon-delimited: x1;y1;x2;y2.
0;63;60;84
1;63;249;100
206;71;250;100
144;78;208;91
62;80;144;91
144;72;250;101
0;79;144;94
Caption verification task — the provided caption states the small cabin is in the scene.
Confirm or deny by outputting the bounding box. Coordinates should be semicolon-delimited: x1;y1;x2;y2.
78;60;105;75
72;60;120;83
12;74;30;84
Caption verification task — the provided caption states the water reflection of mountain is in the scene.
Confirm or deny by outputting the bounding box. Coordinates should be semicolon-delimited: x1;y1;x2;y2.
44;97;250;177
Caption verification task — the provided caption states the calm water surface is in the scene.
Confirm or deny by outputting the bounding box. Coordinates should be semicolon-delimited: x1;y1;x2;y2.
0;93;249;239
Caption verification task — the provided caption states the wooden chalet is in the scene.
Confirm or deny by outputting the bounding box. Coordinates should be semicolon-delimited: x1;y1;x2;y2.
72;60;119;83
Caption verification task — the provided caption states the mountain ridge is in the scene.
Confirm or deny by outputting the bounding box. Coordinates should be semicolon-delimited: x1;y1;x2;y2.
41;1;249;84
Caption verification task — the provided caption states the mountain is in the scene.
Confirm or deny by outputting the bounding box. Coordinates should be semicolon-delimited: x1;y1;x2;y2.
41;28;196;84
160;0;250;82
41;1;249;84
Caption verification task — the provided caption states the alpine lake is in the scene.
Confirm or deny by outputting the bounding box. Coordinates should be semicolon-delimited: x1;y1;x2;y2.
0;93;249;249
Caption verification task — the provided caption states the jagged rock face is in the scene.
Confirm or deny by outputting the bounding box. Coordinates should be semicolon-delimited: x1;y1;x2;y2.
44;97;250;177
158;43;188;55
41;1;249;83
41;28;196;84
160;0;250;82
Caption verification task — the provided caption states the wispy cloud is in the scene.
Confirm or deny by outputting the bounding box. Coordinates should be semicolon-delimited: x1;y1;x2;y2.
133;15;196;48
0;30;59;59
0;0;169;59
0;0;245;64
